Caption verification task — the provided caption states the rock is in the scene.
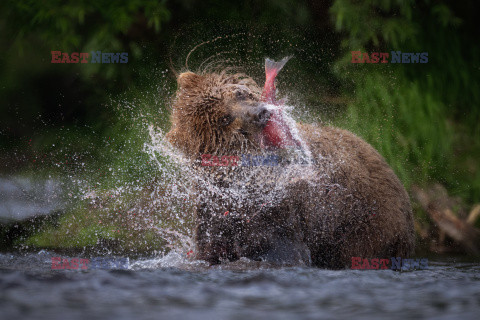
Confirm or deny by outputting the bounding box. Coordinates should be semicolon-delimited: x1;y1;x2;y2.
0;176;64;224
412;184;480;255
0;176;65;249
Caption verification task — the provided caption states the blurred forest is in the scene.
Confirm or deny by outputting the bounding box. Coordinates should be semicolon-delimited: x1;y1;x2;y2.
0;0;479;253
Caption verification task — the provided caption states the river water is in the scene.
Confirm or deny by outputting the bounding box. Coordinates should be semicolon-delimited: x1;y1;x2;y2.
0;251;479;320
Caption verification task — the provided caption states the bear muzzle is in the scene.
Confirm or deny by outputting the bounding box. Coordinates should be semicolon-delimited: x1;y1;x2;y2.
247;104;272;128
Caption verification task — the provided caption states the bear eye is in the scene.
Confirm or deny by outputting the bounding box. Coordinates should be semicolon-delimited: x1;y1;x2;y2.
235;90;246;100
219;114;234;127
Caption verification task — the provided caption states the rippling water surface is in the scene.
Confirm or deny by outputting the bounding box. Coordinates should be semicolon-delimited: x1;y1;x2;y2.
0;251;479;320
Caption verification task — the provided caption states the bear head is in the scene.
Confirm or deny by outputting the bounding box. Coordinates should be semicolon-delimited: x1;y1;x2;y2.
166;71;271;160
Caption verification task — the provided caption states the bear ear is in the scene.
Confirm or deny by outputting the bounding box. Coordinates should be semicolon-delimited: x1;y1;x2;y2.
177;72;202;89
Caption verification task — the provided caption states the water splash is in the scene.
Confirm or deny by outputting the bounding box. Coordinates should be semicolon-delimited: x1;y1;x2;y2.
50;30;332;264
132;96;322;264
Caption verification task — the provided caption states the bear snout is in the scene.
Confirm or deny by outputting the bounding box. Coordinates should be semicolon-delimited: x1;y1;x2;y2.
248;105;271;127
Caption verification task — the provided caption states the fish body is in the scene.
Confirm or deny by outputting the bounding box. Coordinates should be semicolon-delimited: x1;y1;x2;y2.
260;57;301;149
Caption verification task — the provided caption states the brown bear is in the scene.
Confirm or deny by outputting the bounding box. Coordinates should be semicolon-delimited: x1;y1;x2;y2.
166;68;414;269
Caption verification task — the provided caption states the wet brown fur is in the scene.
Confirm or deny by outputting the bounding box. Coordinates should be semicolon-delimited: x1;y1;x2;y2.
166;70;414;269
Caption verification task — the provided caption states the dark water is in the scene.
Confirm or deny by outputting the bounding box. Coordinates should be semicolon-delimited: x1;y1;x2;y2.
0;251;479;320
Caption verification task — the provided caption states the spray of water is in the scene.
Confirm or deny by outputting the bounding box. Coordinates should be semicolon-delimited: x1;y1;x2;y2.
49;31;332;268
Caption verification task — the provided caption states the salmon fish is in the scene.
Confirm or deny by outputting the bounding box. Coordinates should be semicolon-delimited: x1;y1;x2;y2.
260;57;301;149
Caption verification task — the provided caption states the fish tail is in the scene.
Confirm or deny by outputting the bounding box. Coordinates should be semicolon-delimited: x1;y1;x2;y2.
265;56;291;76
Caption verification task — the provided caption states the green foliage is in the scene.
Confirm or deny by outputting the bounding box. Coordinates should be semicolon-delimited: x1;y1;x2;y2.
330;0;480;203
0;0;171;153
3;0;169;50
1;0;169;86
23;200;169;254
331;0;416;48
334;71;452;188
